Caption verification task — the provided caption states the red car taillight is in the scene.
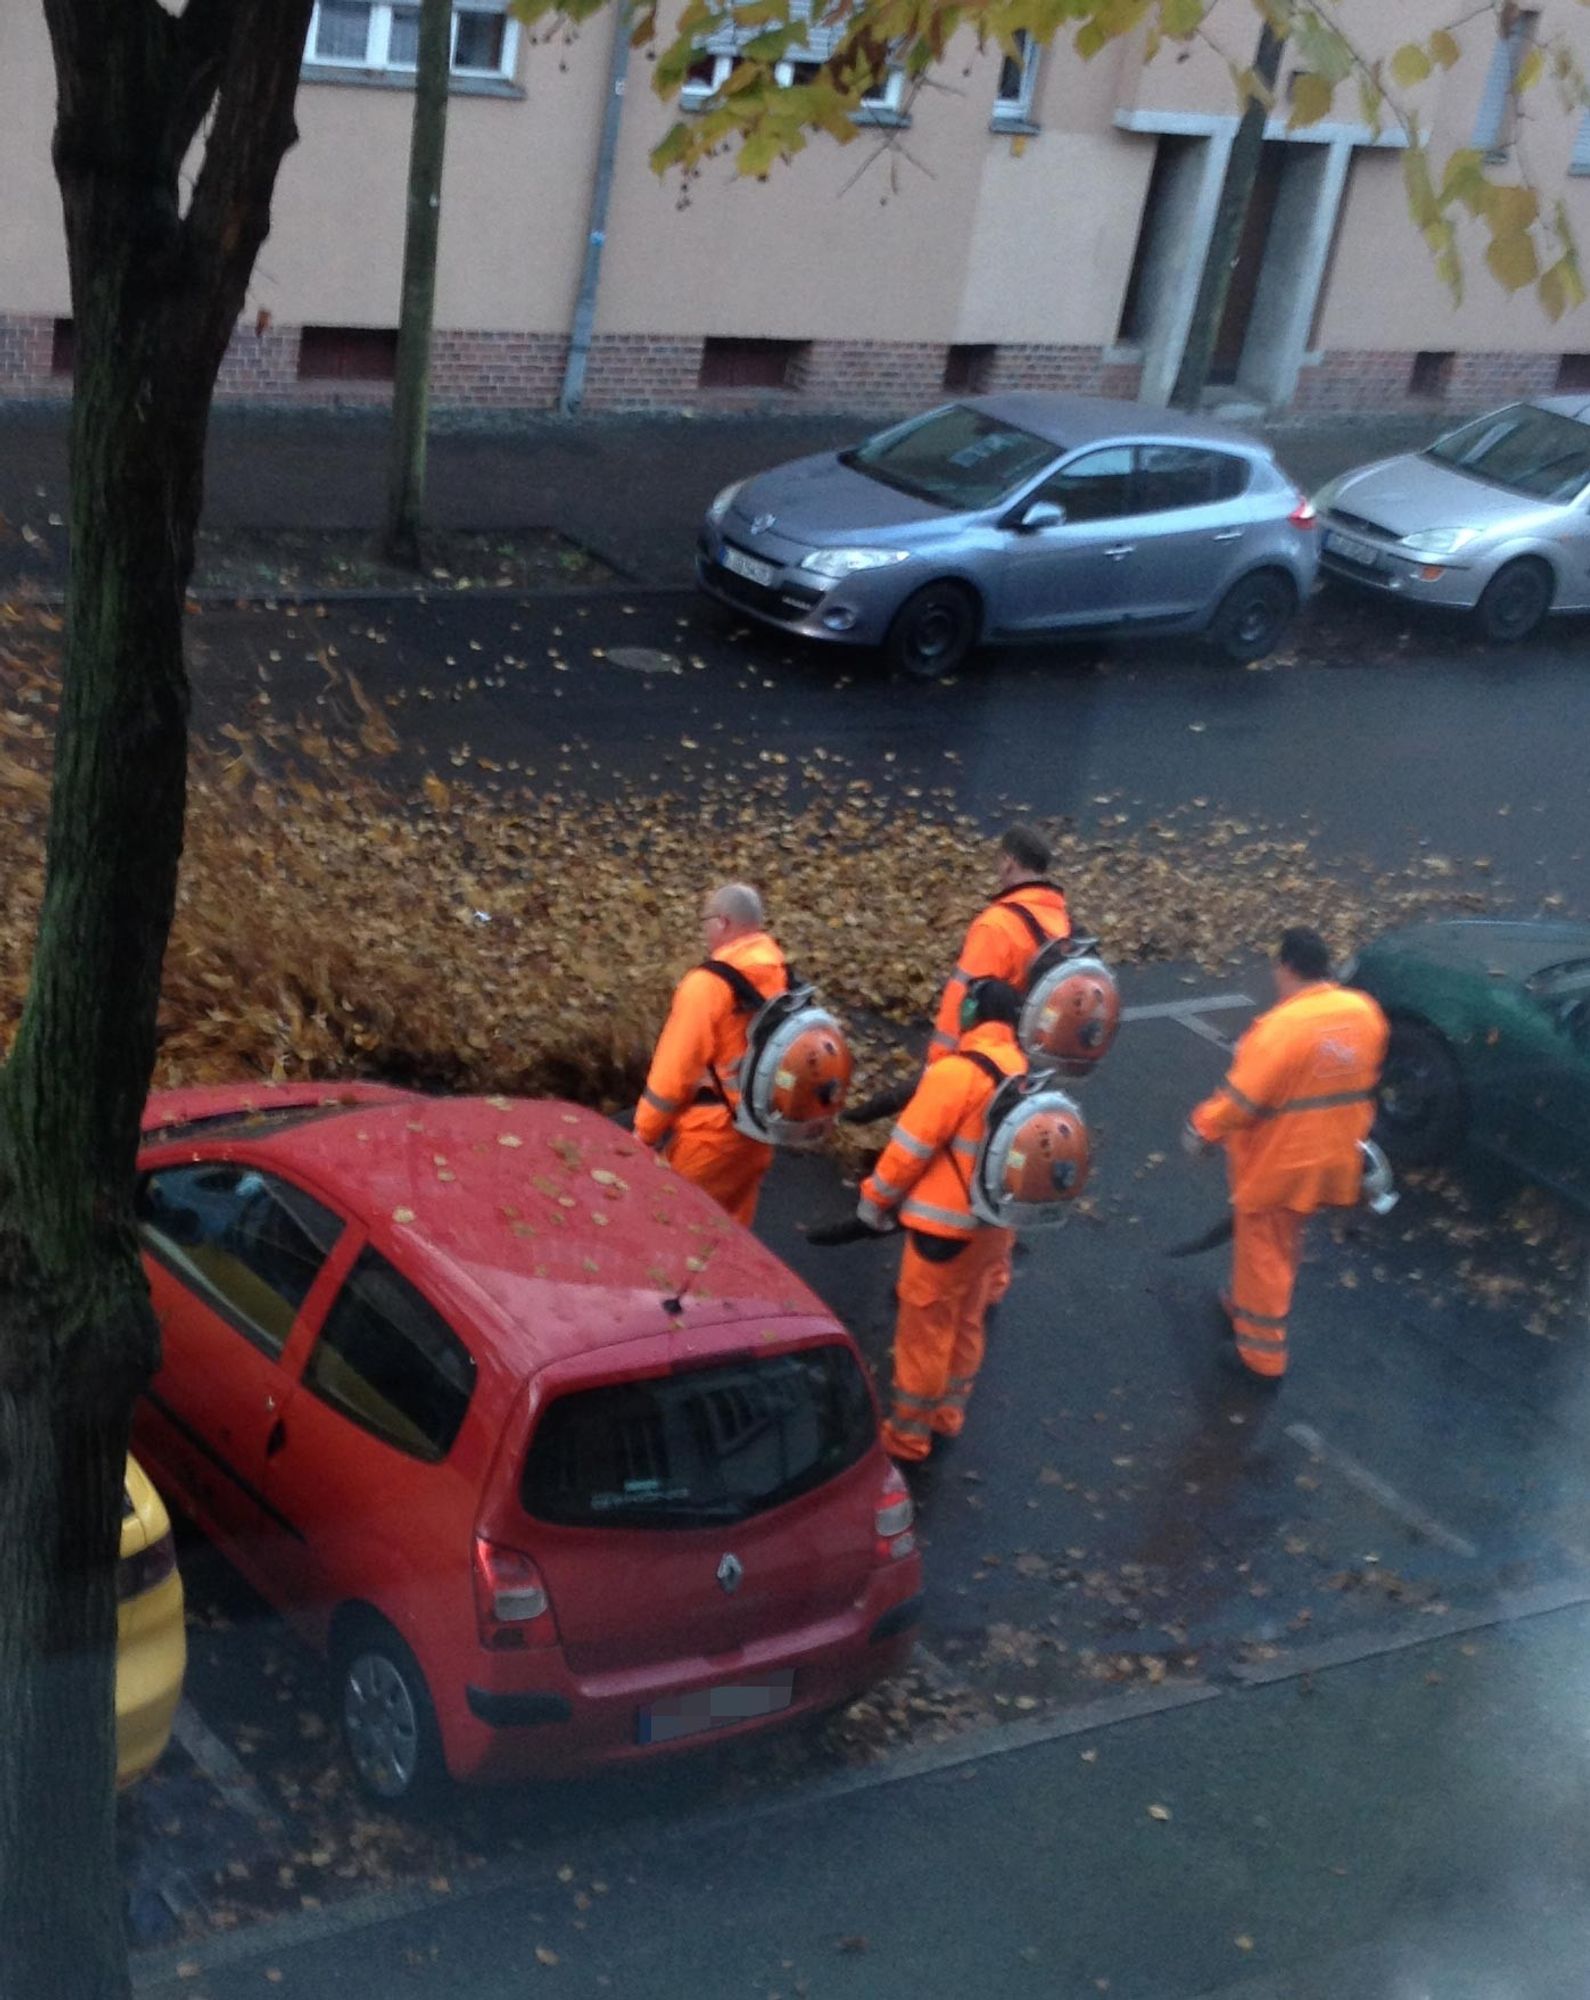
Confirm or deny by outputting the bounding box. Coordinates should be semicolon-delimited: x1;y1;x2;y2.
1289;492;1318;527
472;1536;557;1650
118;1529;177;1603
874;1465;916;1562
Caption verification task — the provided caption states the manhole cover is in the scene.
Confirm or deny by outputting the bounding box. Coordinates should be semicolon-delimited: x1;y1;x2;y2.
605;646;682;675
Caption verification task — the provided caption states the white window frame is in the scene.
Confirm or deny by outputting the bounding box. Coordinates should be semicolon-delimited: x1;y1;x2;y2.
306;2;519;83
991;31;1039;132
680;2;906;119
1472;8;1538;160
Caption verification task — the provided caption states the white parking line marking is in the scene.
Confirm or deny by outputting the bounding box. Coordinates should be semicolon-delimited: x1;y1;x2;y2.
1120;992;1254;1023
1285;1422;1478;1559
1174;1012;1237;1052
171;1697;281;1829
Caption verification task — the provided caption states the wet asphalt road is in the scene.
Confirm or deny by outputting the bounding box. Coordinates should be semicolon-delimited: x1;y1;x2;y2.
186;579;1590;899
126;574;1590;1992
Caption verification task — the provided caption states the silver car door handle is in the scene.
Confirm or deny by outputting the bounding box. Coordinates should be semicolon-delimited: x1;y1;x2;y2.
1212;529;1244;542
1104;544;1135;560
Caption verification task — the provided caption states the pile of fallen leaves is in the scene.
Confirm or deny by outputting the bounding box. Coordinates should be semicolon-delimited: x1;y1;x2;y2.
0;603;1501;1124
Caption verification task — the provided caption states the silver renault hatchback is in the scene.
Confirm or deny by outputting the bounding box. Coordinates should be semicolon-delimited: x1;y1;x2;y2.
696;392;1319;679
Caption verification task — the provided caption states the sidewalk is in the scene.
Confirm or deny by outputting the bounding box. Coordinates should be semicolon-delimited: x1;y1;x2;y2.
0;401;1446;592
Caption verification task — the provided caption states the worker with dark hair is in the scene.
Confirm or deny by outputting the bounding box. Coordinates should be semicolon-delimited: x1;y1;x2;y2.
1184;927;1388;1384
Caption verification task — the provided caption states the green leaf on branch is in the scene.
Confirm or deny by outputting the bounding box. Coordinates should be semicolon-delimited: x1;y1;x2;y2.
1287;71;1333;129
1429;28;1460;70
1486;225;1540;292
1440;148;1489;216
1390;42;1431;88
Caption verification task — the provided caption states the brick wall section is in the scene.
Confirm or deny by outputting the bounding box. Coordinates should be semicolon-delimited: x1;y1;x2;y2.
0;312;1569;415
215;323;299;397
986;344;1133;395
428;329;568;407
1449;349;1559;403
792;340;951;408
0;314;64;397
580;334;705;410
1292;348;1560;414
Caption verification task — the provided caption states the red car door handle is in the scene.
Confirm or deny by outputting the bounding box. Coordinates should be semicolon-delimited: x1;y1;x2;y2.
265;1418;287;1459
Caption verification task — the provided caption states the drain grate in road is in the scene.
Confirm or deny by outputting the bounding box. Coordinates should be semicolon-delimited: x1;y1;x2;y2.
604;645;682;675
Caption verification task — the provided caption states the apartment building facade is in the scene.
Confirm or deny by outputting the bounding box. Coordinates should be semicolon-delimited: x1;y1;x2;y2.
2;1;1589;416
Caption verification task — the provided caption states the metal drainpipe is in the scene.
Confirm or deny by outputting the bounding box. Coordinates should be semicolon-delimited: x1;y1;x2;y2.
560;3;633;416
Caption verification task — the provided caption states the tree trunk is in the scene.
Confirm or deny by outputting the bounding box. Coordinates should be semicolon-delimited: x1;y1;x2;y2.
383;0;453;570
1170;21;1286;412
0;7;313;1993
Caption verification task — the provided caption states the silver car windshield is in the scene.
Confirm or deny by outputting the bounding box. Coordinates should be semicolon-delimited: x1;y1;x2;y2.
1423;403;1590;503
844;405;1059;510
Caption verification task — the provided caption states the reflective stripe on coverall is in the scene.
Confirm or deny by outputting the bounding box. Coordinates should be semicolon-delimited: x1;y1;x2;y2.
634;930;788;1227
858;1021;1024;1459
1190;981;1389;1378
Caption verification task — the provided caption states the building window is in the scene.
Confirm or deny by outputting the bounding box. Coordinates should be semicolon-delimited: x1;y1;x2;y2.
298;326;400;382
307;2;517;81
1556;353;1590;391
681;1;906;120
991;32;1038;131
1408;350;1456;399
698;338;807;390
50;319;74;378
943;344;995;393
1472;9;1538;160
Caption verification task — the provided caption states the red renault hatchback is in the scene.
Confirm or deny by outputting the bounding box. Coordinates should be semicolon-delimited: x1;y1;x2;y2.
132;1082;921;1803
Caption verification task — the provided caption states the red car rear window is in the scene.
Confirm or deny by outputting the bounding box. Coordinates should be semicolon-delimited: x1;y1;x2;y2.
521;1345;874;1530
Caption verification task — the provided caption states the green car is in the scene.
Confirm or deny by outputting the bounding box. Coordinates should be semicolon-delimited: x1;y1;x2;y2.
1343;919;1590;1204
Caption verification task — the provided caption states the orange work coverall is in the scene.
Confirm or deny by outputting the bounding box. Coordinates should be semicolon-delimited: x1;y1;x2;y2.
635;930;789;1227
1190;982;1389;1378
926;881;1069;1304
928;882;1072;1062
858;1021;1025;1461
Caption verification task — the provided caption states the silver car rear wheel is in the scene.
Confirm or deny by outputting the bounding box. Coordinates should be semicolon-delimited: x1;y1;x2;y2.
1207;571;1298;665
1476;558;1552;644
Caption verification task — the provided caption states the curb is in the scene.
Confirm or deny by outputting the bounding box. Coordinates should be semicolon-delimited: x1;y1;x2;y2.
8;577;700;614
130;1577;1590;1993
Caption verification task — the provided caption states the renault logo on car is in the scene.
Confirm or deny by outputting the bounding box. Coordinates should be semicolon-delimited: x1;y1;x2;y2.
716;1552;744;1595
750;513;777;537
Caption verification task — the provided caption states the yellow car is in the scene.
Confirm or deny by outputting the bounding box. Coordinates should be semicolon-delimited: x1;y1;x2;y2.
118;1455;185;1787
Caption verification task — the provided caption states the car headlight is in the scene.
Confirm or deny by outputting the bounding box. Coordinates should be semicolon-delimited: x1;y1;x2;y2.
706;481;744;526
1400;527;1480;556
799;548;912;580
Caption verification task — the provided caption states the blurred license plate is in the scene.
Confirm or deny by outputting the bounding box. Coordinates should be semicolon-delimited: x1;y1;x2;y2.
1325;529;1381;568
637;1671;794;1745
722;546;778;588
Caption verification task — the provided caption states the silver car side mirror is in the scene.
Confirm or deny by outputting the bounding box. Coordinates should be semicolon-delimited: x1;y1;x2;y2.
1018;500;1066;533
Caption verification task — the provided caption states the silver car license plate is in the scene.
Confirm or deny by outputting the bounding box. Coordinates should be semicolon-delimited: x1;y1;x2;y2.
1325;529;1381;568
722;545;778;589
637;1670;795;1745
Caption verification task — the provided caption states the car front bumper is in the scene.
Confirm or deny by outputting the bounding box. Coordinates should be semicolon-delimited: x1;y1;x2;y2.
435;1562;923;1784
116;1568;187;1787
1318;524;1484;610
696;527;906;647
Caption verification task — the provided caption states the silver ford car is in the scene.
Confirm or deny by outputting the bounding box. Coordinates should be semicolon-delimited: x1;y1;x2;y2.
696;393;1319;679
1315;396;1590;642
